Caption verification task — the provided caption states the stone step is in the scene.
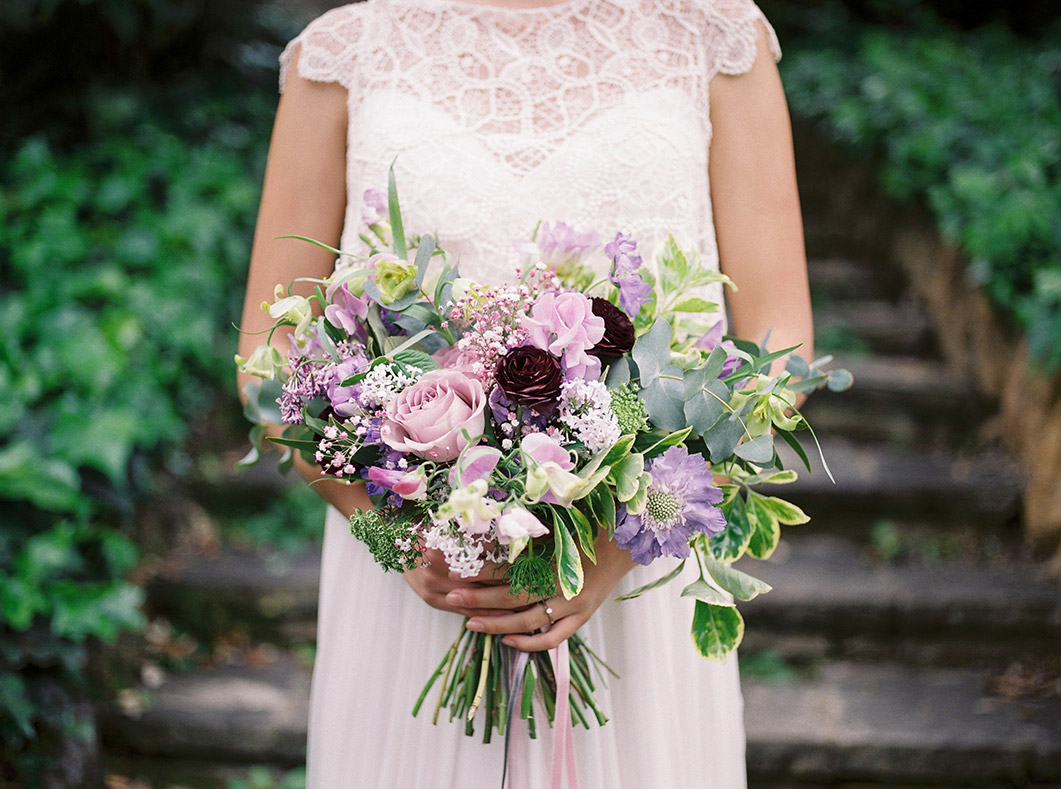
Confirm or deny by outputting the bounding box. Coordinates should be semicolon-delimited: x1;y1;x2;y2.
799;354;991;446
744;660;1061;786
779;437;1023;530
814;300;937;357
808;258;908;303
101;654;1061;786
146;548;320;645
737;534;1061;664
101;656;309;767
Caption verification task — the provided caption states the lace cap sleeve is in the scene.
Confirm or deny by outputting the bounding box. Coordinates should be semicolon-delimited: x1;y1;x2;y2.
278;5;365;93
704;0;781;78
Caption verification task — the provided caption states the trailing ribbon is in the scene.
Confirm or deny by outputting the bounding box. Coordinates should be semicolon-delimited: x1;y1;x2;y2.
549;638;579;789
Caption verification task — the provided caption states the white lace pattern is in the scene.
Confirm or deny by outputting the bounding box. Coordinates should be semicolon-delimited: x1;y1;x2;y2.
279;0;780;304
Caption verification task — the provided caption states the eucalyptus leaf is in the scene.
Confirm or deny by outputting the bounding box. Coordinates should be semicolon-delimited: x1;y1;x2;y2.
704;410;747;462
785;353;811;378
683;368;730;435
631;319;672;385
733;434;775;464
827;368;855;392
638;368;685;432
605;356;630;387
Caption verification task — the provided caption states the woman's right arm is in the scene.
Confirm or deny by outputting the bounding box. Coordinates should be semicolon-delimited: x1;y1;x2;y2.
237;52;501;617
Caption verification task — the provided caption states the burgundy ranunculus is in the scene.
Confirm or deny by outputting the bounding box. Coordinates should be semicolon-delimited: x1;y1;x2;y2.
494;346;563;411
589;297;635;357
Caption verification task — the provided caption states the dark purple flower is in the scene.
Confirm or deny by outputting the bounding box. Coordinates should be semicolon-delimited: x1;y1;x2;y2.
588;297;635;357
604;232;653;317
614;446;725;565
494;345;564;411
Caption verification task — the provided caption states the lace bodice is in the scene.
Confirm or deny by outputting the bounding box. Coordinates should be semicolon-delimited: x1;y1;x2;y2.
279;0;779;301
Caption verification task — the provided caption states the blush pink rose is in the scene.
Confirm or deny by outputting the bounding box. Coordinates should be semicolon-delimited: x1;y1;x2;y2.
380;369;487;461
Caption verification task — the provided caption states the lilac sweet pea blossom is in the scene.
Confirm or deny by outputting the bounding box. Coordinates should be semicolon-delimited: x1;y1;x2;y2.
448;446;503;488
614;446;726;565
694;320;742;378
536;221;599;269
324;283;369;337
367;466;428;501
604;232;653;318
522;291;605;380
326;354;368;418
361;188;387;226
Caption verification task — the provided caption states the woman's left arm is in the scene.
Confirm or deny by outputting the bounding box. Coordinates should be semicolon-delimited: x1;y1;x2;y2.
710;22;814;374
448;23;811;651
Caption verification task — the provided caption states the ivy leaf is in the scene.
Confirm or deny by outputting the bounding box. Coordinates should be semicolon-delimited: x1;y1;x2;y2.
746;492;782;560
680;577;735;607
698;544;771;601
757;495;810;525
553;512;584;600
690;600;744;661
709;495;754;562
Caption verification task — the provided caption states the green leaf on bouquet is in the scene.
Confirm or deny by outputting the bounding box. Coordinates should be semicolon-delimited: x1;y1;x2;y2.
709;496;754;562
704;408;747;462
585;485;616;536
756;496;810;525
391;349;440;374
607;452;644;503
364;279;418;312
614;560;686;601
827;368;855;392
634;426;692;459
671;296;719;313
683;366;730;435
552;511;585;600
599;434;636;468
785;354;811;379
680;577;735;607
638;366;685;431
631;319;672;384
691;600;744;661
242;379;284;426
413;234;435;286
388;162;407;259
740;468;798;486
733;434;775;465
697;543;771;601
566;506;597;564
777;427;811;471
746;492;781;560
655;235;690;295
605;357;631;387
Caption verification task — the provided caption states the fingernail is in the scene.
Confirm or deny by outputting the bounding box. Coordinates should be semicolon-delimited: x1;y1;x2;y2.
466;619;484;632
446;591;464;606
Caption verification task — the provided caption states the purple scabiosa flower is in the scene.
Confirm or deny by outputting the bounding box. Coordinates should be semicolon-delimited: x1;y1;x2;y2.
614;446;725;565
694;320;741;378
604;232;653;318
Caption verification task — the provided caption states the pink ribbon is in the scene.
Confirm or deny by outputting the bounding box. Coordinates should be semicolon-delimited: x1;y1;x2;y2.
549;638;579;789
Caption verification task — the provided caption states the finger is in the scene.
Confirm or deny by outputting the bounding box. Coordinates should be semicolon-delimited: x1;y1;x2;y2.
502;615;582;652
446;585;538;611
464;604;550;635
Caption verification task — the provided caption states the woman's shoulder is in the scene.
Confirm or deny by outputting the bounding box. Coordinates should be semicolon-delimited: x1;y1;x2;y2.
279;1;386;93
652;0;781;77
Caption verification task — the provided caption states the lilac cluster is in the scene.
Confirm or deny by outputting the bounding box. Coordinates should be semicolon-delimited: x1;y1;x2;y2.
604;232;652;317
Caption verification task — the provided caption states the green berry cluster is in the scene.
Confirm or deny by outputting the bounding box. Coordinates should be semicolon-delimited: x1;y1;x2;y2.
610;383;650;434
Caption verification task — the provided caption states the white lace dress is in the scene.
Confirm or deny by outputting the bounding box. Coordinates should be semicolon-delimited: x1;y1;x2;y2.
279;0;780;785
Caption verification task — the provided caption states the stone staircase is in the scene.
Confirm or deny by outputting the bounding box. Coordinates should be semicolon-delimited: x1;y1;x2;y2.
102;183;1061;788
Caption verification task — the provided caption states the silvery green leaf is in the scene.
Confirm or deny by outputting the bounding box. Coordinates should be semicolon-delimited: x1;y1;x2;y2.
827;368;854;392
734;434;774;464
631;319;672;385
413;234;435;286
786;354;811;378
683;368;730;435
705;412;745;462
638;365;685;431
605;356;630;387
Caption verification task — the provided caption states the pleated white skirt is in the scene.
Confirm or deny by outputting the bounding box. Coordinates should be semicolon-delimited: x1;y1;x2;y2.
306;506;747;788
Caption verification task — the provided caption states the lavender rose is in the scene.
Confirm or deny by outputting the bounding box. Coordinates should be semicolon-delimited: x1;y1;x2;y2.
495;346;563;411
588;297;635;357
380;369;487;461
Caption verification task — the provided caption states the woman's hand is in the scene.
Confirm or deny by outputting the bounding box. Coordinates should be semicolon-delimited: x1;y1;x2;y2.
402;549;512;618
444;530;637;652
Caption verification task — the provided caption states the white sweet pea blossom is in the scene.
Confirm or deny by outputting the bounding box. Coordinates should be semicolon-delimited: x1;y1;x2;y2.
235;344;284;380
495;507;549;563
434;479;501;535
266;284;313;337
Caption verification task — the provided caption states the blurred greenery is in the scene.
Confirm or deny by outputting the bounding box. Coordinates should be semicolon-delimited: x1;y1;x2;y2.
777;13;1061;372
0;0;298;778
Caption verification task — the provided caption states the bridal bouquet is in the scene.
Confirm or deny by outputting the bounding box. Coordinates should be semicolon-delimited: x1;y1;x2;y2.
237;169;851;743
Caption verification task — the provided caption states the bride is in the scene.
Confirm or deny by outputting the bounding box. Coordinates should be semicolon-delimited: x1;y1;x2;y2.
237;0;812;785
